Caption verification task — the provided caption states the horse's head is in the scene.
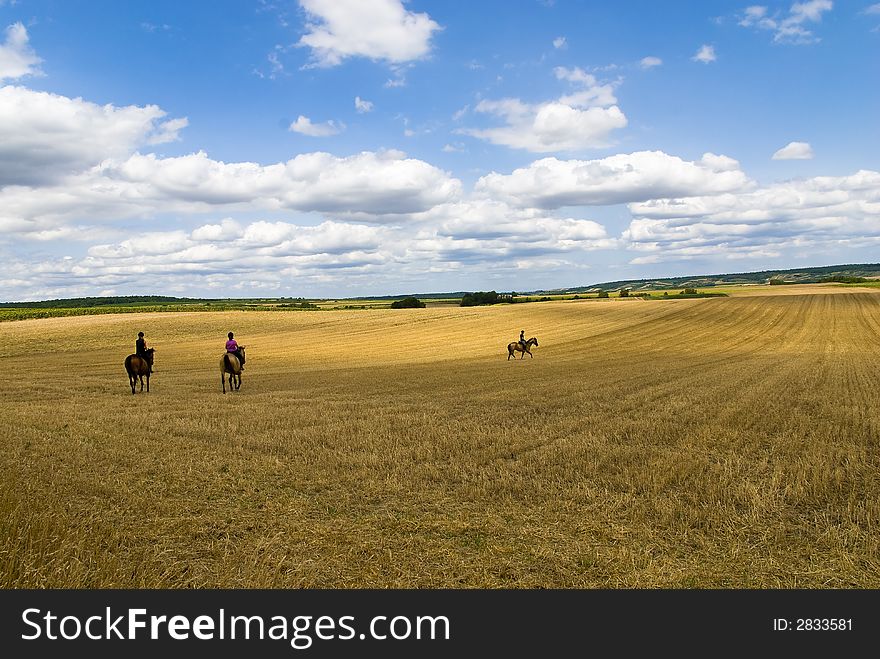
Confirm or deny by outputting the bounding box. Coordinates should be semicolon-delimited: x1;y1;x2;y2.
144;347;155;363
531;337;538;346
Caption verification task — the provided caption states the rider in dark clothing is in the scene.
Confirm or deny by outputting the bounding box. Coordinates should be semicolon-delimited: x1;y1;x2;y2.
136;331;153;372
135;332;147;355
519;329;526;350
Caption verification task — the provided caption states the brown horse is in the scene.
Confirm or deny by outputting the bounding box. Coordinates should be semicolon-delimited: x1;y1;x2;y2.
507;337;538;360
220;347;245;393
124;348;154;394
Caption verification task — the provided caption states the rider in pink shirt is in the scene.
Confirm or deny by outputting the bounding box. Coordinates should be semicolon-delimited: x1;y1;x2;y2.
226;331;245;369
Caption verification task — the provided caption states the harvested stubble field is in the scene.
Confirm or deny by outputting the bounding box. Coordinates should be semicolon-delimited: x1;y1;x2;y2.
1;285;879;588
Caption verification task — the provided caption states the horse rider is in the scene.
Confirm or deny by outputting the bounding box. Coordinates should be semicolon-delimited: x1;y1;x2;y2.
136;331;153;372
519;329;526;351
226;331;245;370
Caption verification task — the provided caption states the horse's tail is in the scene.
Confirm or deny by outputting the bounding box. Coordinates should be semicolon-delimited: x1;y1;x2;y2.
124;354;134;375
223;353;237;373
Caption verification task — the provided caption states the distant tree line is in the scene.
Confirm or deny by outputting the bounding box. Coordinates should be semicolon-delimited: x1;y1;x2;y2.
460;291;503;306
390;297;426;309
0;295;196;308
819;276;868;284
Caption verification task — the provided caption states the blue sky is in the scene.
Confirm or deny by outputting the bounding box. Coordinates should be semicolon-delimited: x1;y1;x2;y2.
0;0;878;300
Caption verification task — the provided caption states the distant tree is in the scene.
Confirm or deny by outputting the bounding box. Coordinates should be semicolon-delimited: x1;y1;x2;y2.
460;291;501;306
619;289;630;297
390;297;426;309
681;288;698;295
819;276;868;284
597;290;609;298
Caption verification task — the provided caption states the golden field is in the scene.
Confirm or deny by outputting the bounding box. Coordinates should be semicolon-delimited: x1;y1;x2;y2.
1;284;879;588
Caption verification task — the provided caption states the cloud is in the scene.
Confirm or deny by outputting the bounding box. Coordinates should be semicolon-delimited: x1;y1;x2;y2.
864;3;880;30
426;200;613;246
297;0;441;67
624;169;880;263
459;67;626;152
0;22;43;82
354;96;373;113
553;36;567;49
384;73;407;88
289;115;345;136
639;56;662;69
253;48;288;80
0;85;187;186
0;149;463;239
0;199;619;300
475;151;752;208
147;117;189;145
692;44;716;63
140;22;172;33
739;1;833;44
771;141;814;160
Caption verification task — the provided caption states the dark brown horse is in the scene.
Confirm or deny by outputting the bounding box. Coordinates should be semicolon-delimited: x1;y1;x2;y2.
220;347;245;393
124;348;154;394
507;337;538;360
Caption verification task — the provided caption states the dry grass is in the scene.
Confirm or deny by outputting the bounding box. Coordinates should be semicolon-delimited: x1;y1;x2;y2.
2;287;879;588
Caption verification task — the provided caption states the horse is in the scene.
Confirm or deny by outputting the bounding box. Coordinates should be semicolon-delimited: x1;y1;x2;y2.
220;347;245;393
507;337;538;360
124;348;154;394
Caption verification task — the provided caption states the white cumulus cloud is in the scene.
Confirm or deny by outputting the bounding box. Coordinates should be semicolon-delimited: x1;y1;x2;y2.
459;67;626;152
297;0;441;67
692;44;716;63
0;148;463;238
289;115;345;136
0;199;620;300
624;169;880;263
354;96;374;113
739;1;833;44
475;151;752;208
0;85;187;186
640;56;662;69
772;141;814;160
0;22;42;82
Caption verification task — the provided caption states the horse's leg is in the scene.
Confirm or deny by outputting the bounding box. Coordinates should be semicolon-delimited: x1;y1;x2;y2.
146;373;150;393
130;374;136;395
222;373;226;393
